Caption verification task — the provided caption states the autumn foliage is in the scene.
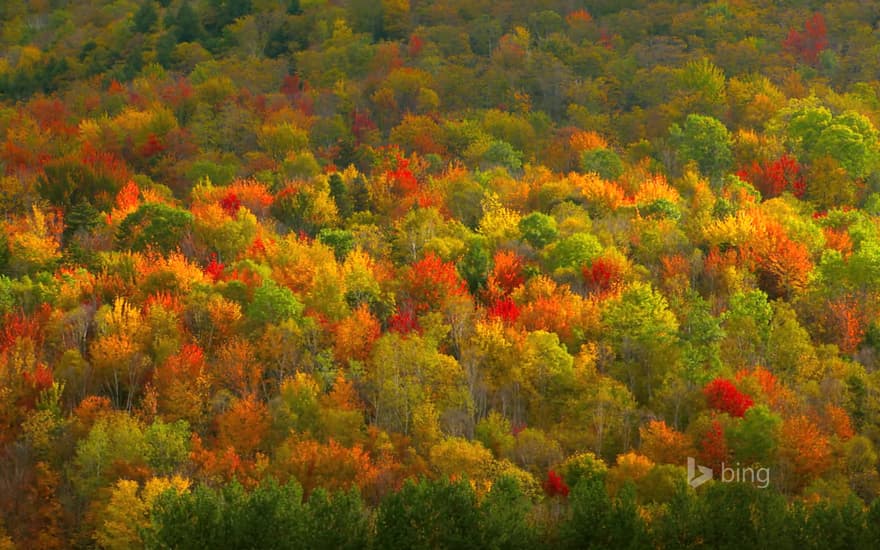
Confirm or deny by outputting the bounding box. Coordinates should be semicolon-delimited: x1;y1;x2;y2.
703;378;754;418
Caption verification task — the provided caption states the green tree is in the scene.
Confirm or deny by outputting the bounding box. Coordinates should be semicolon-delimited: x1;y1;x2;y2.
603;282;680;404
580;148;624;180
133;1;159;33
246;279;304;329
375;477;480;550
519;212;558;249
116;203;193;253
671;114;733;184
478;476;539;549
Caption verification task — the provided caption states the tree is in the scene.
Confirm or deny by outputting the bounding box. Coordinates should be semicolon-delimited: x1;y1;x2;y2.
603;283;680;404
783;13;828;66
561;476;647;549
518;212;558;249
580;148;624;180
640;419;695;465
670;114;732;184
375;477;480;549
117;203;193;254
545;232;602;272
703;378;753;418
246;279;304;329
133;1;159;33
478;476;539;550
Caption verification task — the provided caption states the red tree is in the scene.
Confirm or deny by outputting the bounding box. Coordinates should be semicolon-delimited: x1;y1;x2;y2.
783;13;828;66
404;252;467;313
703;378;753;418
736;155;805;199
543;469;570;497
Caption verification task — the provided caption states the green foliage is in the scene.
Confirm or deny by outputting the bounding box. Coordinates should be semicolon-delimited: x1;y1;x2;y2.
561;478;647;549
545;232;602;271
117;203;193;253
144;419;191;475
580;148;624;180
519;212;558;249
318;228;355;260
375;477;480;549
603;282;680;404
671;114;733;183
246;278;304;328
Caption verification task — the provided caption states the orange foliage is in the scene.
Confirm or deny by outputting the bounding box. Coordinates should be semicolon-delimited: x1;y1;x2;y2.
569;130;607;152
215;395;271;456
659;253;691;294
569;172;627;210
822;227;852;257
633;174;680;205
825;295;868;355
514;276;599;346
404;251;467;313
274;436;379;497
749;221;812;299
333;305;382;364
212;339;263;397
823;404;854;441
190;434;261;487
640;419;696;465
486;250;525;298
778;415;831;491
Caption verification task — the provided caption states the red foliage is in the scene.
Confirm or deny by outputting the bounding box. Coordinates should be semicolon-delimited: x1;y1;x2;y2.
159;77;194;107
703;378;754;418
385;155;420;197
27;98;77;136
599;29;614;50
80;141;131;185
0;305;49;353
783;12;828;65
543;470;570;497
408;34;424;58
698;418;728;474
583;255;624;295
220;192;242;217
23;363;53;392
352;110;377;143
405;252;467;312
204;253;226;282
280;74;313;114
487;296;521;324
388;304;421;335
736;155;805;199
139;133;166;158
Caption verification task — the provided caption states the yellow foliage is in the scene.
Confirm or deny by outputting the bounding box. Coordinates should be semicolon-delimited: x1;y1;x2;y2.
429;437;495;481
478;192;522;246
633;174;680;205
6;206;62;274
607;451;655;496
95;476;189;550
701;210;763;248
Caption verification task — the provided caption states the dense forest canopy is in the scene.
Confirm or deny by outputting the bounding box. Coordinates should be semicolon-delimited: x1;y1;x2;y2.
2;0;880;547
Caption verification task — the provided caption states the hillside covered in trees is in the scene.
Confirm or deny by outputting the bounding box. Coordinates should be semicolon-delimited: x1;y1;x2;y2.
2;0;880;547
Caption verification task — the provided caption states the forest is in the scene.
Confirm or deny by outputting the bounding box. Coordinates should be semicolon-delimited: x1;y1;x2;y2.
1;0;880;547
